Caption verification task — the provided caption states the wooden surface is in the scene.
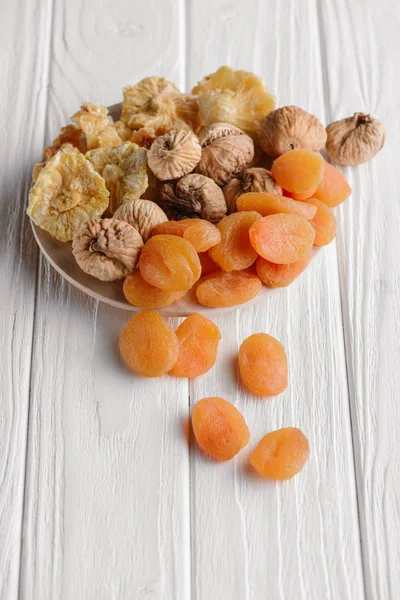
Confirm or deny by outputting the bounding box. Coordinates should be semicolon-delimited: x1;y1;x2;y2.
0;0;398;598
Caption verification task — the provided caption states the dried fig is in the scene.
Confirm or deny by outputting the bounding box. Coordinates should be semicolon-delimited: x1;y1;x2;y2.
326;113;385;166
86;142;148;215
113;196;168;242
121;76;201;132
196;122;254;186
72;218;143;281
141;168;163;202
259;106;327;157
223;167;282;213
27;145;109;242
71;103;122;150
160;174;227;222
192;66;275;138
159;182;201;220
147;130;201;181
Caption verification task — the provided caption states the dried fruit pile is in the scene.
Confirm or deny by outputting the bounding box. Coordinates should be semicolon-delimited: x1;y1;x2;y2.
27;67;386;482
120;309;309;480
27;66;385;309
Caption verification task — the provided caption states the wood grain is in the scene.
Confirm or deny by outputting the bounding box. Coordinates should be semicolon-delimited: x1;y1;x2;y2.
188;1;364;598
2;0;397;598
319;2;400;598
0;0;52;596
19;1;190;599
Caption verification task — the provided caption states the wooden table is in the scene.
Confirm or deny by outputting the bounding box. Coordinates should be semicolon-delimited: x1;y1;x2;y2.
1;0;398;598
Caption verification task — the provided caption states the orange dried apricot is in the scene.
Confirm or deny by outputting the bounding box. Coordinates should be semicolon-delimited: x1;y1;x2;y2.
237;191;317;220
306;198;337;246
249;214;315;264
152;219;221;252
271;149;325;194
182;220;221;252
198;251;219;275
283;188;316;201
196;270;261;308
239;333;288;396
119;310;179;377
123;271;186;309
170;313;221;378
139;234;201;291
192;397;250;461
256;249;311;288
151;220;190;237
209;211;261;271
313;162;352;207
250;428;310;480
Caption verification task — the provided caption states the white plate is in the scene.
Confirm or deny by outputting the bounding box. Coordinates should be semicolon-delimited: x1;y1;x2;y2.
30;103;321;316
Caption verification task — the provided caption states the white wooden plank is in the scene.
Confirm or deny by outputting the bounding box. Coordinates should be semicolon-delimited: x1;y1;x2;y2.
0;0;52;597
319;1;400;598
19;1;190;598
188;0;365;598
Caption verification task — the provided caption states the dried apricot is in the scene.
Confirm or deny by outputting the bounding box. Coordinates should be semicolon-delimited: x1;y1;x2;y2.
198;251;219;275
209;211;261;271
170;314;221;378
182;220;221;252
139;234;201;292
196;270;261;308
313;162;352;207
119;311;179;377
249;214;315;264
237;192;317;220
250;428;310;480
256;250;311;288
123;272;186;309
151;220;190;237
283;188;316;201
306;198;337;246
192;397;250;461
271;150;325;194
239;333;288;396
152;219;221;252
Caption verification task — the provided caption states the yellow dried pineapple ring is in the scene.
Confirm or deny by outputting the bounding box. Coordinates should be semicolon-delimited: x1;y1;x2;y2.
71;103;122;150
192;66;275;138
121;76;201;133
114;120;133;142
32;126;87;182
27;145;109;242
86;142;148;215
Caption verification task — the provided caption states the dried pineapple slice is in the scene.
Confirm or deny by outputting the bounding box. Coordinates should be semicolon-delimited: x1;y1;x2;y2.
27;145;109;242
121;76;201;133
115;120;133;142
32;161;46;183
192;66;275;138
71;103;122;150
43;125;86;162
86;142;148;215
32;125;87;182
130;125;170;149
175;94;203;132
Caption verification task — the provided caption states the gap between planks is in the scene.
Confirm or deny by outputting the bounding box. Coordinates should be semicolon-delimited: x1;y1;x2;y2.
314;2;367;597
16;0;58;597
